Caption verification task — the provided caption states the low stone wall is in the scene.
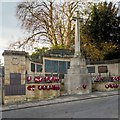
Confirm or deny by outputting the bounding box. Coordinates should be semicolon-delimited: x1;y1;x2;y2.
26;83;60;101
3;83;60;105
93;82;120;91
4;95;26;105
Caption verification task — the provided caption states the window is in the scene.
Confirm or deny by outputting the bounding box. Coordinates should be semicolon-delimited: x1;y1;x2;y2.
52;60;58;73
36;64;42;72
45;60;51;72
44;59;70;74
59;61;66;73
87;66;95;73
31;63;35;72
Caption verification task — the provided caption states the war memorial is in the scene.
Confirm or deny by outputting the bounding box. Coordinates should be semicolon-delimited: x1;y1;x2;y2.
2;9;120;105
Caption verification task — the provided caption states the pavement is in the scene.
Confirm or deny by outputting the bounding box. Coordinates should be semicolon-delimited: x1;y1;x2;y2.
1;90;119;112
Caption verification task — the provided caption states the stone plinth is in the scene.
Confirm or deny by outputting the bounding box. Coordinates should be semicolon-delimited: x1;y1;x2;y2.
64;57;92;95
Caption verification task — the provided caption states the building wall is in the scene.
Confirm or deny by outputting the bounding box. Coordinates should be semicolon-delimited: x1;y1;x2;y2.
43;57;120;77
87;63;120;76
3;51;27;104
4;54;26;85
3;51;60;104
87;59;120;76
3;51;43;85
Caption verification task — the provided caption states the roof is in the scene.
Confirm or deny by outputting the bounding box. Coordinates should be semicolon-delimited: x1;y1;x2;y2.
86;59;120;65
44;49;74;58
2;50;29;56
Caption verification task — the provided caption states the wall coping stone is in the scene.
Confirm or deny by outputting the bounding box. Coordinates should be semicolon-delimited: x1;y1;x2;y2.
2;50;29;56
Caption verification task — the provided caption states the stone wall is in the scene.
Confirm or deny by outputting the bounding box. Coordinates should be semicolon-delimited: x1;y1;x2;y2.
3;52;26;85
2;50;60;105
26;83;60;101
3;50;27;104
4;96;26;105
43;57;120;77
92;82;120;91
87;59;120;76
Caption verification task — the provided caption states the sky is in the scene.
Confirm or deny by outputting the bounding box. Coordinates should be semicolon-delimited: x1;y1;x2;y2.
0;0;119;64
0;0;25;64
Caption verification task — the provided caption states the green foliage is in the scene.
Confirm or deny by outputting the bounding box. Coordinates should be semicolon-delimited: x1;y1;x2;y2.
51;44;66;50
81;2;120;60
31;47;49;61
85;2;119;43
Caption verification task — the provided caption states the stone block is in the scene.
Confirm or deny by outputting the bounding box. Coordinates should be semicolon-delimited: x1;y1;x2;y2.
4;95;26;105
64;56;92;95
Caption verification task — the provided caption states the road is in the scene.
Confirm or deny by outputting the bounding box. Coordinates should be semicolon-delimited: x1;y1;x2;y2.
2;95;119;118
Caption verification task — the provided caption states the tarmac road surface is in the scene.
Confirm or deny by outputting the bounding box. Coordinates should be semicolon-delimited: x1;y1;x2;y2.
2;95;119;118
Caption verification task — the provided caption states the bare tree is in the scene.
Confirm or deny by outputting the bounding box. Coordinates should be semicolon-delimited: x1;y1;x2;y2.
9;0;80;50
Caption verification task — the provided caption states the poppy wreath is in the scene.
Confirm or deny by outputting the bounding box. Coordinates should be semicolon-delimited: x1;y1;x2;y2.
27;76;32;82
56;85;60;90
44;76;50;82
47;77;52;82
113;76;118;81
46;85;51;90
27;85;35;91
111;76;120;81
34;76;43;82
109;84;114;88
113;84;119;88
105;84;109;89
27;85;32;91
52;77;56;82
55;77;60;82
118;76;120;81
38;85;43;90
52;85;55;90
53;85;60;90
105;84;119;89
95;76;102;82
82;85;87;89
42;85;47;90
39;77;43;82
48;77;52;82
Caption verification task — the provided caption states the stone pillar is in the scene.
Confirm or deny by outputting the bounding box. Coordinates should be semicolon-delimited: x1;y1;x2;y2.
74;11;81;57
64;10;92;95
2;50;28;104
64;57;92;95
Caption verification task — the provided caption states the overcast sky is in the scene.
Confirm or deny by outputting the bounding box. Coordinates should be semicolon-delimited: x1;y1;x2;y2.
0;0;24;64
0;0;119;64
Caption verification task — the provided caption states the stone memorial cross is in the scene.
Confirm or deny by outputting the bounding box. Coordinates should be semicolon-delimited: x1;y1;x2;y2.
73;10;82;57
